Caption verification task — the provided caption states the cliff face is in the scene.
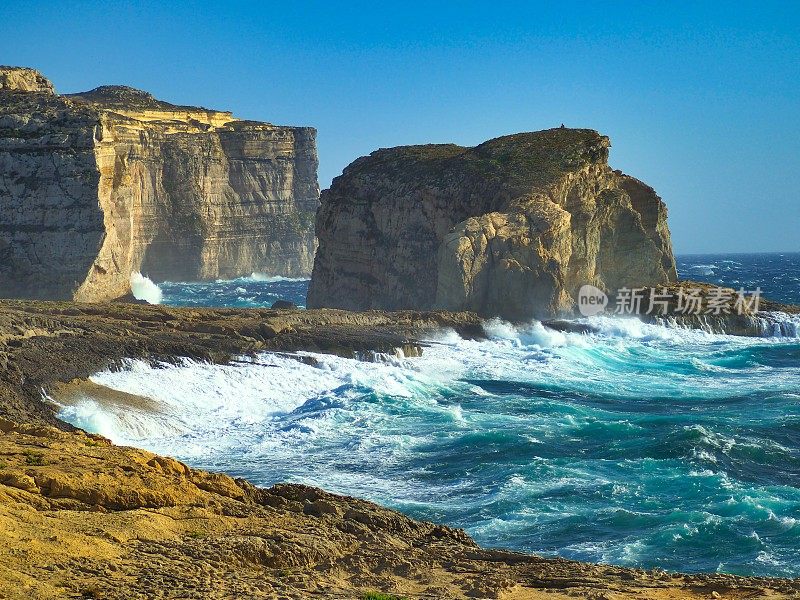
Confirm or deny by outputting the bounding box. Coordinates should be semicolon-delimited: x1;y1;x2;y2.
308;129;677;320
0;68;318;302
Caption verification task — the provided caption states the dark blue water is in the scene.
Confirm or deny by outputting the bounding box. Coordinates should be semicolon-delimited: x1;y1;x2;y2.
159;274;309;308
150;253;800;311
61;253;800;578
678;252;800;305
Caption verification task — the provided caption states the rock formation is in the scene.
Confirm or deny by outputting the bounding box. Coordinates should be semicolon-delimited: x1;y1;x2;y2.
0;66;55;93
0;67;318;301
308;128;678;320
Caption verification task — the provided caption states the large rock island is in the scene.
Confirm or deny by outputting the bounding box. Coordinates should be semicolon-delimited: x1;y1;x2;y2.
308;128;677;320
0;66;318;302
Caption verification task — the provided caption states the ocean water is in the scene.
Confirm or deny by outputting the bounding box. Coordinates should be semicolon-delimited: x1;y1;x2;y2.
678;253;800;305
158;273;309;308
59;253;800;577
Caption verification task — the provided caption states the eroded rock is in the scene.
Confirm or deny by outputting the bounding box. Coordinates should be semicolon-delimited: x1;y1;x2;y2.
308;129;677;320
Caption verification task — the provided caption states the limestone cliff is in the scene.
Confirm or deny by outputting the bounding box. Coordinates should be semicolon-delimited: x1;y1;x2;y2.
0;67;318;301
308;129;677;320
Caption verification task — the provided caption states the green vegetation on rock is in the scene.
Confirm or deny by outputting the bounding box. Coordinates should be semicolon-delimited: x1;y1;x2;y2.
363;592;405;600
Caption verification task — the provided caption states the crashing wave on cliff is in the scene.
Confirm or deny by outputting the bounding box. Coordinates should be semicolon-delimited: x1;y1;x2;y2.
757;312;800;337
57;314;800;578
249;273;310;283
129;272;163;304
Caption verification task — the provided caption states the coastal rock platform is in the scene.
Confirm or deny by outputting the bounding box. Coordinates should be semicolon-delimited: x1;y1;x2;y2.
1;301;799;598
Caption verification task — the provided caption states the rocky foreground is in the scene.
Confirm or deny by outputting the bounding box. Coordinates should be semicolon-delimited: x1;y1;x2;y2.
1;300;799;599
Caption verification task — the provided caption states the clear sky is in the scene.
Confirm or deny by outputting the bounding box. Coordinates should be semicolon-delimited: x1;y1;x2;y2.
1;1;798;253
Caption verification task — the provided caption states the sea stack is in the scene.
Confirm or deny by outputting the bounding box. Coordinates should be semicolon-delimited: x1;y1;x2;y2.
308;128;677;320
0;67;319;301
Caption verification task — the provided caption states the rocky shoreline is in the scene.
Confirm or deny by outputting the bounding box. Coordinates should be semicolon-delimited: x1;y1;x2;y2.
1;300;800;598
0;300;483;427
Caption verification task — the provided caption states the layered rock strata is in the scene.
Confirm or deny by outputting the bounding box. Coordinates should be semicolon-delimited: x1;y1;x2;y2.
0;67;318;301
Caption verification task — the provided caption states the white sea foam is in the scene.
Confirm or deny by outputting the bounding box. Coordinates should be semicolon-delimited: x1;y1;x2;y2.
249;273;310;283
582;315;717;343
757;312;800;338
64;315;794;456
484;318;577;348
52;308;800;575
58;351;450;458
130;272;162;304
96;356;349;447
689;264;717;275
57;397;183;442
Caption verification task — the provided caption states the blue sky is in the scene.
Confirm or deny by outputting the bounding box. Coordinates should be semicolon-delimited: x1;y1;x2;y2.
1;1;798;253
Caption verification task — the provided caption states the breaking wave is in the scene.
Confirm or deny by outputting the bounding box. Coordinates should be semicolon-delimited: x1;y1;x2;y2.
129;272;162;304
756;312;800;338
248;273;310;283
56;314;800;577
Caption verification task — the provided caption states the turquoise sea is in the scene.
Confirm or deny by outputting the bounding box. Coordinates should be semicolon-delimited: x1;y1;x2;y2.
59;253;800;577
